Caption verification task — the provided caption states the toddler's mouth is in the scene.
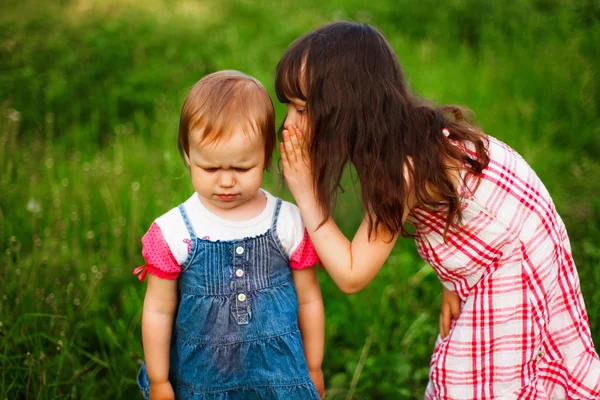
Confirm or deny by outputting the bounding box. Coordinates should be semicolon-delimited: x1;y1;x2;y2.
216;194;238;202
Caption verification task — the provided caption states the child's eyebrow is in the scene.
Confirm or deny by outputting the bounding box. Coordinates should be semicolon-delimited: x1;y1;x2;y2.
196;162;257;168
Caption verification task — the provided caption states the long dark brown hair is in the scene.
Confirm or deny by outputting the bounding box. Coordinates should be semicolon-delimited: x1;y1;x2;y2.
275;22;489;238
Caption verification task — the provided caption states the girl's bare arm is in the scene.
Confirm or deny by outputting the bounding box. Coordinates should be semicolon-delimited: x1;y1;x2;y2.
292;266;325;397
281;127;409;293
142;275;178;385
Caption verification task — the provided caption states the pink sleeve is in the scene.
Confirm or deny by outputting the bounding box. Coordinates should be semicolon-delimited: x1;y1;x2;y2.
133;222;181;281
289;229;321;270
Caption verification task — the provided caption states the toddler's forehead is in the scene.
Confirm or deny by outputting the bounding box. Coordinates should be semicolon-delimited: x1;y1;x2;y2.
190;125;263;150
191;129;265;167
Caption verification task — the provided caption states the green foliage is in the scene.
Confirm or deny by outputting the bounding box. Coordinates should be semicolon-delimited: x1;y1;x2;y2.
1;0;599;398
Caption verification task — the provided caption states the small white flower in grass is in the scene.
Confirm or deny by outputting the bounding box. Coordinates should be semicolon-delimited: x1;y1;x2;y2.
27;198;41;213
7;109;21;122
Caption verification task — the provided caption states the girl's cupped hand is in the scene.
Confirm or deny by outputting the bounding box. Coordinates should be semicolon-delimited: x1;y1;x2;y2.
280;125;314;206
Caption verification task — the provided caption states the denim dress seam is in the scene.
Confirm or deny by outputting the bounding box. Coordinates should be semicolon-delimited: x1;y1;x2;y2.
176;276;294;296
172;376;316;395
174;325;301;346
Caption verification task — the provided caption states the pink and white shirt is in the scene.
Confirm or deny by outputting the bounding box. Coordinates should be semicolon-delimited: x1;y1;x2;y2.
135;190;319;281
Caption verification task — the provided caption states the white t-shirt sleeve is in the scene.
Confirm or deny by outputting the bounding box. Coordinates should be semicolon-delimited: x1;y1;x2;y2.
277;201;306;258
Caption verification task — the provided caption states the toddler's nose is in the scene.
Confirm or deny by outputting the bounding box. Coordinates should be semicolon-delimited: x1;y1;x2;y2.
218;172;235;188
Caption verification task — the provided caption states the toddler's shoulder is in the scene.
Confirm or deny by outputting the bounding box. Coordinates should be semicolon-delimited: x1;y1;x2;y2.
154;206;184;230
277;198;304;230
153;193;199;234
279;198;301;217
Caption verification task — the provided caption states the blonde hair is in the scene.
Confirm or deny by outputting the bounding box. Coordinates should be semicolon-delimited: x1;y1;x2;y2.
178;70;275;167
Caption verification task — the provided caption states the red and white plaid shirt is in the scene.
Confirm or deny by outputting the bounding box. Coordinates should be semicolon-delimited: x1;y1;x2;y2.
408;136;600;399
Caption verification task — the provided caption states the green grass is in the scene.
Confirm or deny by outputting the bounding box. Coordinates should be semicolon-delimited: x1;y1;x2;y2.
1;0;599;398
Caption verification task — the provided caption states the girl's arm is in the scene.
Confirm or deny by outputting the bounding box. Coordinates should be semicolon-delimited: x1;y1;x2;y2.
292;266;325;398
142;275;178;392
281;127;408;294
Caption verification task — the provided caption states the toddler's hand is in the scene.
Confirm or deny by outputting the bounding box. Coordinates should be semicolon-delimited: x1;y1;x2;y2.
149;380;174;400
309;368;325;399
280;125;314;206
440;285;461;339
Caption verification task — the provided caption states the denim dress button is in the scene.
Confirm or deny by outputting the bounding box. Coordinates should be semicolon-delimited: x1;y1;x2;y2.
236;246;244;255
237;293;246;302
236;269;244;277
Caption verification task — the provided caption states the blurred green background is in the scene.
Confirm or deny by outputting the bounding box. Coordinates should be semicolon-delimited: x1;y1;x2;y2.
1;0;599;398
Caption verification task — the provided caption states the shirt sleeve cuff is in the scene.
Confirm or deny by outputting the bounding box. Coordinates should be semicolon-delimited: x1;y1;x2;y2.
133;222;181;281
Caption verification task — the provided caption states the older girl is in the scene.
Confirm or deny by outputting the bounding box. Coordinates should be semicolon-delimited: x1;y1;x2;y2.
278;22;600;399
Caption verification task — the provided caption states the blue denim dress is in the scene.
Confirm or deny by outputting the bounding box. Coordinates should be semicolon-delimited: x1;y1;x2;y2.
137;198;320;399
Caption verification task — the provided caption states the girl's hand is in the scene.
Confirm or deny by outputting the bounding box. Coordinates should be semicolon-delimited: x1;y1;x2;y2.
309;368;325;399
149;380;175;400
440;285;461;339
280;125;314;207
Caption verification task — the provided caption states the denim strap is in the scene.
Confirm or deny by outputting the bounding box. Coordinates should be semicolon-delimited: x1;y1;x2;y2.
178;204;197;240
270;198;283;233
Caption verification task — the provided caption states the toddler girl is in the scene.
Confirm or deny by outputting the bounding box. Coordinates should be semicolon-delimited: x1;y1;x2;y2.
134;70;324;399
